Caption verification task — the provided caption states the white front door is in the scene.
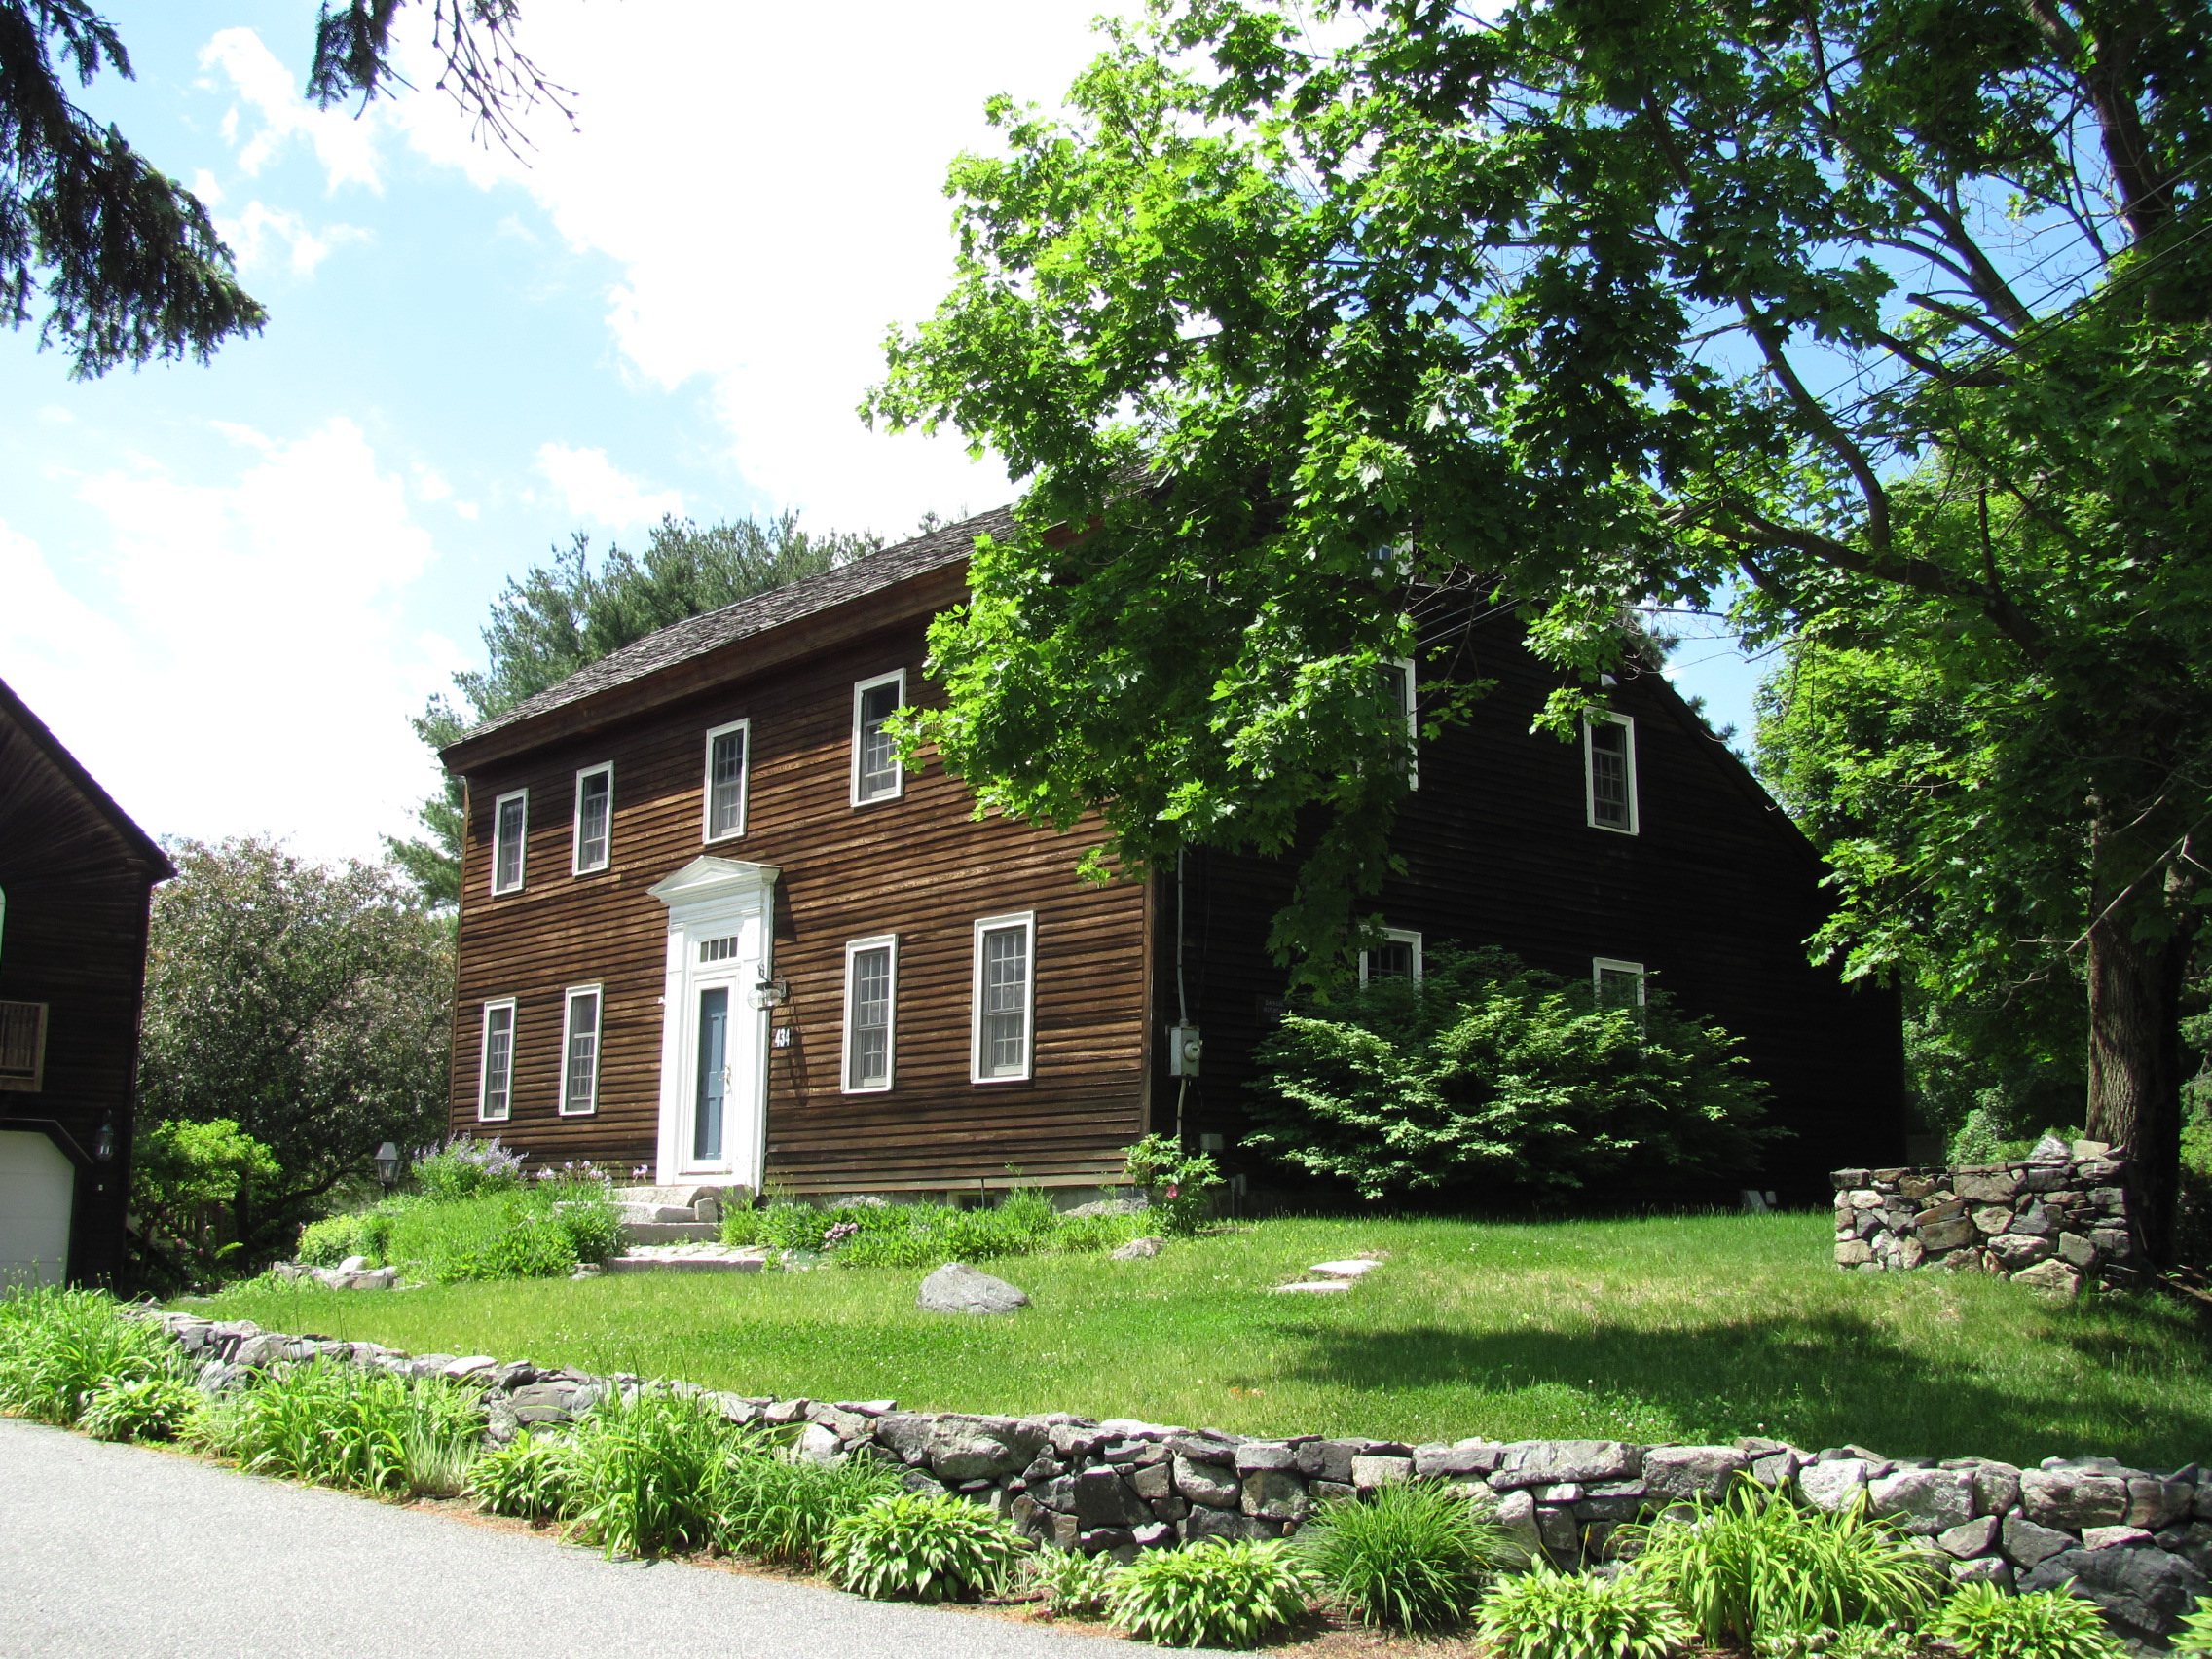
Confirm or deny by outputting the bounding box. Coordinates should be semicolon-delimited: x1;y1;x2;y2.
647;857;781;1191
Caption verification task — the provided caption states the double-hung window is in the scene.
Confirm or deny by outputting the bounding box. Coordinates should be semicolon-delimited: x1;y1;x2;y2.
1585;714;1639;833
1594;958;1647;1012
560;985;602;1116
1359;928;1423;985
0;998;48;1092
841;935;898;1093
477;1000;516;1122
971;913;1035;1083
572;764;613;874
491;790;528;894
851;670;905;805
1381;658;1419;790
703;719;750;841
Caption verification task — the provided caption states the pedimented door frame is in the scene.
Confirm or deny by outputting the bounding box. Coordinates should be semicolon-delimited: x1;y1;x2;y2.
646;856;780;1191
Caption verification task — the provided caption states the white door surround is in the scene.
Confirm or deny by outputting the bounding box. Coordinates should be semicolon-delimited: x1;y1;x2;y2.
646;856;780;1191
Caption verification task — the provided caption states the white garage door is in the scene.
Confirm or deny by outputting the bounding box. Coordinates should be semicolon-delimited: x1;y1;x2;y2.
0;1130;74;1289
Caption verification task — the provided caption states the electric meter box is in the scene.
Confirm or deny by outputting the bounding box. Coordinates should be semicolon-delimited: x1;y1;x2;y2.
1166;1023;1202;1078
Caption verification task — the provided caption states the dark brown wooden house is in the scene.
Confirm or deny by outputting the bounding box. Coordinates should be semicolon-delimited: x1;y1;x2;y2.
440;511;1901;1207
0;679;172;1286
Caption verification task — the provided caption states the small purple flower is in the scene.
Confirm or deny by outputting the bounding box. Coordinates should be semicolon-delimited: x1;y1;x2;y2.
823;1220;862;1248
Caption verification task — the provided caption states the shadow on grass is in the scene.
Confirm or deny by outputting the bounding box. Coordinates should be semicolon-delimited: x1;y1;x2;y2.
1272;1304;2212;1470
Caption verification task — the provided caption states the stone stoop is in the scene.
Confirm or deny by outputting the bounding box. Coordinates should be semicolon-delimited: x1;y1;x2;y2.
603;1254;765;1275
618;1220;724;1244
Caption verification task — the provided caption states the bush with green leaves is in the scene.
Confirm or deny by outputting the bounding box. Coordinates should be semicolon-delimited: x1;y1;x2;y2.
468;1429;577;1519
560;1388;760;1558
1108;1538;1314;1649
1024;1547;1123;1617
296;1210;393;1268
1929;1585;2128;1659
1475;1563;1697;1659
129;1115;281;1287
823;1491;1027;1603
709;1448;902;1566
410;1134;527;1200
194;1362;482;1497
1246;945;1768;1201
720;1190;1137;1265
1295;1478;1511;1629
379;1187;617;1283
1627;1484;1940;1646
0;1287;180;1426
1753;1625;1935;1659
79;1374;203;1443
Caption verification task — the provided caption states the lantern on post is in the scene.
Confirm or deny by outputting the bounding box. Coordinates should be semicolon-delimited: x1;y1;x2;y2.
373;1142;400;1194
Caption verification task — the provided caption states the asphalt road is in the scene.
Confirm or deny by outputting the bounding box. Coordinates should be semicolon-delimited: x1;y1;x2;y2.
0;1418;1131;1659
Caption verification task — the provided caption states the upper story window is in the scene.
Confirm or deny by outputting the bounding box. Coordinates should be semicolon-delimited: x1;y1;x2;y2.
0;998;48;1093
1584;714;1639;834
842;934;898;1093
491;790;529;894
1359;928;1423;985
972;912;1035;1083
852;670;905;806
477;1000;516;1122
1594;958;1647;1012
703;719;750;841
560;984;602;1116
572;764;613;874
1381;658;1419;790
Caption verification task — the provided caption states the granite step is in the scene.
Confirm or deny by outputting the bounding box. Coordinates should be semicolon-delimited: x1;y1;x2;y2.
618;1221;723;1244
604;1252;766;1275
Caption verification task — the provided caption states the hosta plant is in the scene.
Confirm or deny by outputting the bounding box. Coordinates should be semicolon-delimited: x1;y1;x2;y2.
78;1374;203;1443
1295;1478;1511;1628
824;1492;1027;1603
1930;1584;2128;1659
1476;1563;1697;1659
467;1430;577;1519
1108;1538;1314;1649
1024;1546;1124;1617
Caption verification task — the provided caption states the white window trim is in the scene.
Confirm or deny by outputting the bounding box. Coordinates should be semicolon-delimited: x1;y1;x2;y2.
1583;712;1640;835
558;982;604;1117
571;762;614;875
476;998;517;1123
970;910;1036;1085
850;668;907;807
1593;958;1648;1007
701;718;752;843
839;933;899;1094
490;789;529;895
1358;927;1424;986
1390;656;1419;791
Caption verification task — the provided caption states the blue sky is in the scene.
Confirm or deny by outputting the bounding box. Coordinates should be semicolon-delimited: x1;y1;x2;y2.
1;0;1761;866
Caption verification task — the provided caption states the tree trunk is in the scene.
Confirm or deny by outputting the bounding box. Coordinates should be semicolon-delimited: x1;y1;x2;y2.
2083;889;2187;1267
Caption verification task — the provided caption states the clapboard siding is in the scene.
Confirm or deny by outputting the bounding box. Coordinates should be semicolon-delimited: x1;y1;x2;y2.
449;603;1151;1192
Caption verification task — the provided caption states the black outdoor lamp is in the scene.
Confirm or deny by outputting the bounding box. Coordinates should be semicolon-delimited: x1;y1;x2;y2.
93;1111;116;1162
373;1141;401;1193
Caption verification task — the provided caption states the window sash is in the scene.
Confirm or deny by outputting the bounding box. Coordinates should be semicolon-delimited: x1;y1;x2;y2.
705;721;749;839
573;766;612;872
1586;718;1637;832
492;792;528;893
561;988;601;1116
1594;959;1647;1011
853;674;904;803
973;918;1033;1081
1359;929;1423;985
843;939;896;1092
478;1002;515;1122
1382;658;1419;790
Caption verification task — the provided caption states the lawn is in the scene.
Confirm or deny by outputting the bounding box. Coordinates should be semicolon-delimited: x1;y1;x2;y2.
185;1211;2212;1470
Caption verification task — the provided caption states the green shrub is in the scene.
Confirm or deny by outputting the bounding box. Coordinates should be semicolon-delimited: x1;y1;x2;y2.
1108;1538;1314;1648
1245;945;1767;1201
381;1190;586;1283
710;1449;903;1567
410;1134;526;1201
722;1192;1137;1266
297;1211;389;1268
561;1388;758;1558
196;1362;482;1497
1120;1135;1224;1235
550;1196;622;1267
1475;1563;1698;1659
1929;1585;2128;1659
1024;1547;1123;1616
823;1491;1027;1603
1628;1484;1940;1645
1295;1478;1510;1628
79;1374;203;1443
468;1430;578;1519
130;1116;281;1286
0;1288;178;1426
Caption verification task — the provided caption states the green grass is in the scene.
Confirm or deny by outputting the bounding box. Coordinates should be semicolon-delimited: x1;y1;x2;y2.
182;1212;2212;1468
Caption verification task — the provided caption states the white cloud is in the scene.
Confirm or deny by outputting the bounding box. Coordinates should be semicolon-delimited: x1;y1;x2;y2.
216;201;370;277
200;27;385;193
534;443;683;528
0;421;465;863
398;0;1124;536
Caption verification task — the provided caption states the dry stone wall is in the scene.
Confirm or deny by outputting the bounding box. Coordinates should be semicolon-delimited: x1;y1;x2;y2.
1832;1142;2147;1295
134;1308;2211;1641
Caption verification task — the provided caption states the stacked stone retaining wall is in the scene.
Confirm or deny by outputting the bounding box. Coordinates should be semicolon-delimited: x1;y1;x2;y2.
1833;1143;2148;1295
134;1309;2210;1641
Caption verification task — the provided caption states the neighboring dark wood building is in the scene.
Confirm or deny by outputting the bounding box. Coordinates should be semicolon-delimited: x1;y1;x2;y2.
440;511;1901;1206
0;679;172;1286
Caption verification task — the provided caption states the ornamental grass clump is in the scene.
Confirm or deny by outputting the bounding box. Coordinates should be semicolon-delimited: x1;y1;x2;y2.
1929;1584;2129;1659
1475;1563;1697;1659
560;1388;760;1559
0;1286;180;1427
709;1449;902;1567
1627;1482;1941;1645
195;1362;482;1497
1295;1478;1512;1629
823;1491;1026;1603
1108;1538;1315;1649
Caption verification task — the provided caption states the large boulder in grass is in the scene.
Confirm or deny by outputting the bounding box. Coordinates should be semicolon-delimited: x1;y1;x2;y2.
917;1261;1030;1315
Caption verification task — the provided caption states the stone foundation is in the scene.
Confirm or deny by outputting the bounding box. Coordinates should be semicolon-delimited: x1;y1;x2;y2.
131;1308;2209;1641
1832;1142;2148;1295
